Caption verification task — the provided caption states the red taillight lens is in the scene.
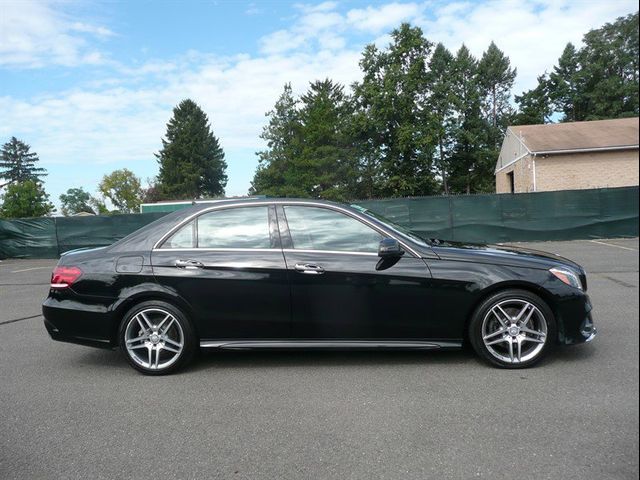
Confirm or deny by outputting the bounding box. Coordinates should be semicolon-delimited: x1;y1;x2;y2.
50;266;82;288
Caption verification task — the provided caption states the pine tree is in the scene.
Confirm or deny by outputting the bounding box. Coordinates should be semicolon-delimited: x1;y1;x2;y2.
250;81;355;200
296;79;354;200
156;99;227;199
250;84;303;197
548;43;582;122
513;74;553;125
448;45;491;194
477;42;517;129
0;137;47;187
427;43;456;194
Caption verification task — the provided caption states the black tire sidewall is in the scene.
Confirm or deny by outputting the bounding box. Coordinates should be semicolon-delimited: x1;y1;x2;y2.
469;289;556;369
118;300;196;375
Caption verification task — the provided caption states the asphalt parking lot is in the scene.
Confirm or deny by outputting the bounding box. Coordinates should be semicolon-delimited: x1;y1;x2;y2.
1;238;638;480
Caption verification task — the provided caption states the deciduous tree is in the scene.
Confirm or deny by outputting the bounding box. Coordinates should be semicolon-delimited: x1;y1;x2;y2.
0;180;54;218
98;169;143;214
353;24;438;197
59;188;96;216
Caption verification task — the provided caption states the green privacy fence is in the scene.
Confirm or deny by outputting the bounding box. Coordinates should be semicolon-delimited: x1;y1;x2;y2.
0;187;637;259
0;213;168;259
356;186;639;244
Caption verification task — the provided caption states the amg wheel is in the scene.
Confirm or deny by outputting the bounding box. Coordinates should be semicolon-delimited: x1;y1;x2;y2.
118;300;196;375
469;289;556;368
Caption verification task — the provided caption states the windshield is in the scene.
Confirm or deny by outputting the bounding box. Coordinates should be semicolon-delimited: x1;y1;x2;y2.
350;204;432;247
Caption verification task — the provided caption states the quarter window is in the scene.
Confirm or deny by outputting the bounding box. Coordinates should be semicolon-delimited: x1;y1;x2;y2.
163;221;195;248
284;206;383;253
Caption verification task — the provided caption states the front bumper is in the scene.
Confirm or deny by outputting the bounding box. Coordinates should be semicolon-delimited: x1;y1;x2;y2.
557;293;597;345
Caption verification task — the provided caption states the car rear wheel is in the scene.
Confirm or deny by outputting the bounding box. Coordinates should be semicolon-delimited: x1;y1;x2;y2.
118;300;196;375
469;289;556;368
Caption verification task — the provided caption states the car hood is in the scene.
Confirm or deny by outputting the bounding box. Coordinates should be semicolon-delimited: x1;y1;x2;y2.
427;240;584;272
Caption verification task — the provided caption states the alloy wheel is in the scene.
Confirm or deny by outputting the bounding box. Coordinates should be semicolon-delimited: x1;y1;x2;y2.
481;298;548;364
124;308;184;371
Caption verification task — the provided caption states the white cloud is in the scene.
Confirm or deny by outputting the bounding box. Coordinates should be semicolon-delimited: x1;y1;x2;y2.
346;2;423;32
0;0;113;68
0;48;363;196
1;0;637;200
418;0;637;95
69;22;115;38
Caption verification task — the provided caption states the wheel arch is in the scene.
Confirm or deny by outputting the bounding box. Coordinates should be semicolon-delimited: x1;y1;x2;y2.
110;289;198;344
462;280;559;343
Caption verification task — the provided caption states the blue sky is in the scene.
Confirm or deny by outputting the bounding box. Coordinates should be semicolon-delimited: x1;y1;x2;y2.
1;0;637;210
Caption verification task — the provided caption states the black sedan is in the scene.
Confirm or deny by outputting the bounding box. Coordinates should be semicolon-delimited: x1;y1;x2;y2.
43;198;596;374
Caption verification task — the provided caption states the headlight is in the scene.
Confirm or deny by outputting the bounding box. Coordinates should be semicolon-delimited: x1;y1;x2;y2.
550;267;583;290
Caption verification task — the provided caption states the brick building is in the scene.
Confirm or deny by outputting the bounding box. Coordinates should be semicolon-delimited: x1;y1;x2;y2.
495;117;639;193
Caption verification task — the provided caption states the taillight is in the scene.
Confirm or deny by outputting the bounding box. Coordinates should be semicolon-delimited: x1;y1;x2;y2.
50;266;83;289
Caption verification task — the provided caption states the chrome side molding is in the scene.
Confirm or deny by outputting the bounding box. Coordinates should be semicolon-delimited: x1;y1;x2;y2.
199;340;461;350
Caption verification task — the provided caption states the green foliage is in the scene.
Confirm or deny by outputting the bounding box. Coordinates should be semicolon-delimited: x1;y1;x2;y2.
251;80;356;200
0;180;54;218
577;11;639;120
427;43;456;194
514;75;553;125
250;13;638;198
98;169;143;214
0;137;47;186
59;188;96;216
156;99;228;199
353;24;438;197
537;12;639;123
250;84;302;197
548;43;582;121
478;42;517;128
447;45;492;194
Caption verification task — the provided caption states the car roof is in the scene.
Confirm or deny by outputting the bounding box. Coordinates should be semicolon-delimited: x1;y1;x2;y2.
182;197;346;211
108;198;354;253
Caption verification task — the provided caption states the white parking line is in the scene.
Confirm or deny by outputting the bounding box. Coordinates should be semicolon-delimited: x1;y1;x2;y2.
10;266;52;273
588;239;638;251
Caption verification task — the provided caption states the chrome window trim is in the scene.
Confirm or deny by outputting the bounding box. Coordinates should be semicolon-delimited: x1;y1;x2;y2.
154;248;281;253
152;200;421;258
282;248;378;256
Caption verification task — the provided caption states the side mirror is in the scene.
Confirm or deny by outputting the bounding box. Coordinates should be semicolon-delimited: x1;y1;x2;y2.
378;238;404;258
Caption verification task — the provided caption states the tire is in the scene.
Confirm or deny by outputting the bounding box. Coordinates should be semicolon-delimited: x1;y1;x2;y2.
118;300;197;375
468;289;556;369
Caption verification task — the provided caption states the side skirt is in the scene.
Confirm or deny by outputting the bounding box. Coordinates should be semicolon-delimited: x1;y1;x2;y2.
199;340;462;350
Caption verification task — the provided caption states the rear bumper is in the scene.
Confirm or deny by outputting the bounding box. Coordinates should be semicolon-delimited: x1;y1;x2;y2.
42;295;117;349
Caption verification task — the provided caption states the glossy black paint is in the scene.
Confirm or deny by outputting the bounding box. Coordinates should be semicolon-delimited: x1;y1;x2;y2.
42;198;595;351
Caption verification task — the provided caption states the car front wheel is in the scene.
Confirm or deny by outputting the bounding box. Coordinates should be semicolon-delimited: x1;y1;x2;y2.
469;289;556;368
118;300;196;375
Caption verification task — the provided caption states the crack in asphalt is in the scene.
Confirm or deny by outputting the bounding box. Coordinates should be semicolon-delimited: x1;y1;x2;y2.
0;314;42;326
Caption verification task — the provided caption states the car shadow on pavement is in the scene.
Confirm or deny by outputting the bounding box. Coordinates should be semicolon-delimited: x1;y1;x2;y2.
73;341;596;375
191;348;478;372
551;342;597;363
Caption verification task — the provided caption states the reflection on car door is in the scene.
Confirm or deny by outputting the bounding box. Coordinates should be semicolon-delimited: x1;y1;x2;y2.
151;204;290;339
277;204;434;340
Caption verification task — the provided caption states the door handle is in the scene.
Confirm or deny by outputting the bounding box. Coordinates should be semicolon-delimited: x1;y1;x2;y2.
294;263;325;275
175;259;204;269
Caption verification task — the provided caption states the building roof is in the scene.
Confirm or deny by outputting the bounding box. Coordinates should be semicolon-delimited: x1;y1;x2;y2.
508;117;639;154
